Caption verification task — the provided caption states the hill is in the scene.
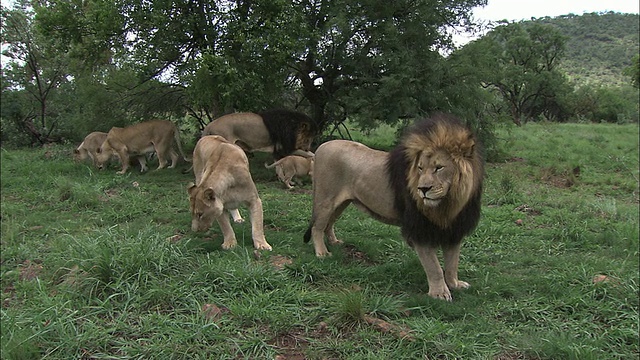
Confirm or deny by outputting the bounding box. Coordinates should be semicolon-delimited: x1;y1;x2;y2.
533;12;640;86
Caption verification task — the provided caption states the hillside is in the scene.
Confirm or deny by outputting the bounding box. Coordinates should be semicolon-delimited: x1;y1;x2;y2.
534;12;640;86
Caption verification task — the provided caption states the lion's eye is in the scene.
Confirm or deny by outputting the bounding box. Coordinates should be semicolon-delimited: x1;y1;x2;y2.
435;165;444;172
417;165;423;173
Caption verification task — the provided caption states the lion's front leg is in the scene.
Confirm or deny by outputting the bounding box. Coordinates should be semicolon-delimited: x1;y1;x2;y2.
413;244;452;301
247;199;272;251
216;214;237;250
443;242;470;290
116;150;130;174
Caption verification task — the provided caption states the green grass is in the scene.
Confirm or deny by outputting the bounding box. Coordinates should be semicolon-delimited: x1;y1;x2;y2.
1;122;638;359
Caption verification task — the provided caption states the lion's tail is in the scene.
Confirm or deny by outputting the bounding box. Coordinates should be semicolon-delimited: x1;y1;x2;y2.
264;158;284;169
303;224;312;243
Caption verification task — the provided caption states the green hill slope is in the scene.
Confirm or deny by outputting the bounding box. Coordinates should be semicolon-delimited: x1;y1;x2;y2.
533;12;639;86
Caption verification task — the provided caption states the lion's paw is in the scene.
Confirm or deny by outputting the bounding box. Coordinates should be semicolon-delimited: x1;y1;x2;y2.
221;241;237;250
447;279;470;290
428;290;453;302
315;251;332;258
233;218;245;224
254;242;272;251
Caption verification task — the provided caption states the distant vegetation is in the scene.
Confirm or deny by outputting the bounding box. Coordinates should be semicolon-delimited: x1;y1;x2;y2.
535;12;640;86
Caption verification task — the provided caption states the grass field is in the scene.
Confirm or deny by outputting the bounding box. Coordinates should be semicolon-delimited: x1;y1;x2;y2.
1;122;638;359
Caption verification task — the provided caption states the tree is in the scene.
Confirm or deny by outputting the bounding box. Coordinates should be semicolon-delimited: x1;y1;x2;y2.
623;54;640;88
34;0;486;131
456;21;569;125
1;1;71;144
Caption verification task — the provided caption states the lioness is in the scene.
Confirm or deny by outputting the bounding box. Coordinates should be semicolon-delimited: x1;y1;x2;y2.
188;135;272;251
264;154;314;189
74;131;107;167
95;120;190;174
202;109;317;159
304;115;484;301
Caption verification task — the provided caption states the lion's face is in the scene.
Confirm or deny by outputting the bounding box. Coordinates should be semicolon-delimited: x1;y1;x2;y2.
188;184;224;232
95;144;113;169
412;150;456;207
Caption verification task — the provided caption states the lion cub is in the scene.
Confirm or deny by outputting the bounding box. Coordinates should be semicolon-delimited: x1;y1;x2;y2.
265;154;314;189
188;135;272;251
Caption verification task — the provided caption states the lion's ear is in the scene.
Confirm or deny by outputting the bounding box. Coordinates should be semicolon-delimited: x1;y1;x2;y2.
203;188;216;203
461;136;475;158
187;182;196;192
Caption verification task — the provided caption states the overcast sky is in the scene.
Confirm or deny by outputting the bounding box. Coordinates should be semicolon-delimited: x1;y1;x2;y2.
473;0;638;22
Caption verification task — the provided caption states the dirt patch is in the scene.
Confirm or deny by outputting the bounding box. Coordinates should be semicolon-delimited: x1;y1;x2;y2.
270;329;309;360
19;259;43;281
342;244;376;265
363;315;414;341
540;166;579;188
514;204;542;216
201;303;230;323
270;255;293;270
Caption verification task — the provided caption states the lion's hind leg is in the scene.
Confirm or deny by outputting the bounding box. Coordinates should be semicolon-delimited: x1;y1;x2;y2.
168;148;180;168
307;199;349;257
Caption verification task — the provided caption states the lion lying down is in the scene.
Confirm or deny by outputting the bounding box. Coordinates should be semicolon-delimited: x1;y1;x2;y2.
304;114;484;301
188;135;272;251
265;155;314;189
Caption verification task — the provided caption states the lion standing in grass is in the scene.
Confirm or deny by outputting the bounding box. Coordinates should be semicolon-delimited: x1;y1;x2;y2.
304;114;484;301
202;109;317;159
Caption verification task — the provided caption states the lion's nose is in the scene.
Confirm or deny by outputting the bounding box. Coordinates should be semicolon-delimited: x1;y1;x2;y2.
418;186;432;197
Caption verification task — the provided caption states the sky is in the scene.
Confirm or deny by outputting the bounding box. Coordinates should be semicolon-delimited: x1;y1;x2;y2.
473;0;638;22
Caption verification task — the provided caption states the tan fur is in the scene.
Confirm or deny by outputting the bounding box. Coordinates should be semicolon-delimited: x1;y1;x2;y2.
265;155;314;189
188;135;272;251
306;124;482;301
74;132;107;167
95;120;191;174
203;112;314;157
402;122;481;228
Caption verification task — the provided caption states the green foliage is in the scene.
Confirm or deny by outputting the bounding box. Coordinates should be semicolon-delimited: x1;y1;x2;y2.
1;123;638;359
623;54;640;88
455;21;571;125
536;12;639;86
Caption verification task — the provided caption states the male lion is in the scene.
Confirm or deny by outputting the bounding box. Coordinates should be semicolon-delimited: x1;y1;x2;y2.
202;109;317;159
264;154;314;189
74;131;107;167
95;120;190;174
303;114;483;301
188;135;272;251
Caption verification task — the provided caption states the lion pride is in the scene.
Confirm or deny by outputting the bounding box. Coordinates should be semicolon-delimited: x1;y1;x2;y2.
188;135;272;251
95;120;190;174
304;114;484;301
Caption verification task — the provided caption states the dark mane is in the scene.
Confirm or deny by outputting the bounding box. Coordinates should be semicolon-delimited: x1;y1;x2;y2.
386;115;483;247
258;109;318;159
